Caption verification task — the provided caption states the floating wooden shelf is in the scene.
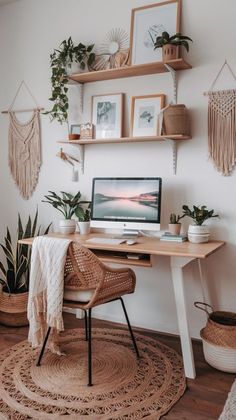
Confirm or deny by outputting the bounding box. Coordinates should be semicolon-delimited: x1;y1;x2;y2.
69;59;192;83
58;134;191;146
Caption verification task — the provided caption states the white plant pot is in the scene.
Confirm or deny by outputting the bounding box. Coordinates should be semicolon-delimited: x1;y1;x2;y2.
188;224;210;243
77;221;90;235
59;219;76;234
66;61;88;75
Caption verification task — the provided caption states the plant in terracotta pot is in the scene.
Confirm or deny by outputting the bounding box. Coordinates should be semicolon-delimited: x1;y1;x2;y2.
0;211;51;327
153;31;192;63
168;212;185;235
182;205;218;243
42;191;90;234
75;205;91;235
44;37;95;136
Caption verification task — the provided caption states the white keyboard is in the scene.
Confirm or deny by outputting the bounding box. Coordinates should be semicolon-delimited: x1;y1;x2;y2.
85;237;126;245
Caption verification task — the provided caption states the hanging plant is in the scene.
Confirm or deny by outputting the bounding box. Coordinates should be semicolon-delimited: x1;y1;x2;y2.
44;37;95;126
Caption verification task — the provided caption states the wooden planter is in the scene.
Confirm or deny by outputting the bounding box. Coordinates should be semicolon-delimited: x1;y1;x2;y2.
0;291;29;327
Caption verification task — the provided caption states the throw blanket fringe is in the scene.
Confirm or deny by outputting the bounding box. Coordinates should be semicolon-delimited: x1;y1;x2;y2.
27;236;72;352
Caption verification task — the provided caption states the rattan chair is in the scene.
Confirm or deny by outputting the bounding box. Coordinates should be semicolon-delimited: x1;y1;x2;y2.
36;242;140;386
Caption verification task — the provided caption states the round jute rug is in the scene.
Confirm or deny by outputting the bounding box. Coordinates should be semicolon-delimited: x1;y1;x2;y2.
0;328;186;419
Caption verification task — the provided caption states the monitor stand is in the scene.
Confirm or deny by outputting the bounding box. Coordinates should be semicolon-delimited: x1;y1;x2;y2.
114;229;139;239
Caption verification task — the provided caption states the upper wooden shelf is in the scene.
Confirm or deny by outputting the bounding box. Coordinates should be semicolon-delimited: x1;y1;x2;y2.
58;134;191;146
69;59;192;83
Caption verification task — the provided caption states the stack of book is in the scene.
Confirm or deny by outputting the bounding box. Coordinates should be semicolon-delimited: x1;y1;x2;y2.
160;232;188;242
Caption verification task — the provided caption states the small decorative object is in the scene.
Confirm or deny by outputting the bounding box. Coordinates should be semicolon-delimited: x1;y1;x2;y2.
130;0;180;65
44;37;95;126
204;60;236;176
0;211;51;326
92;93;124;139
154;31;192;63
182;205;218;243
80;123;94;140
69;124;80;140
168;212;185;235
93;28;129;71
75;206;91;235
57;148;79;181
162;104;190;135
130;94;165;137
42;191;90;234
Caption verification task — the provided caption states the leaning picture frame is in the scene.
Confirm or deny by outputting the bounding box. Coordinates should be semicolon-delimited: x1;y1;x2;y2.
70;124;80;135
130;94;165;138
92;93;124;139
130;0;181;65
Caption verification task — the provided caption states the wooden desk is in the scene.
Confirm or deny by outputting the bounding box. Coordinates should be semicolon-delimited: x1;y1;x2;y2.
19;232;224;379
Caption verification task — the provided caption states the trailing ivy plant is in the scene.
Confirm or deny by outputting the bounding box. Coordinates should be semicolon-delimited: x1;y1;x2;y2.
0;210;51;294
44;37;95;126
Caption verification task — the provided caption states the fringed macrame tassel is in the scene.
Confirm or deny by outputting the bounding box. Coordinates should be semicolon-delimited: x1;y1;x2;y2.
207;90;236;176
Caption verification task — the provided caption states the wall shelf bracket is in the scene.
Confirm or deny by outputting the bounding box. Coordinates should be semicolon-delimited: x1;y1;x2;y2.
78;144;84;174
164;64;177;104
163;138;177;175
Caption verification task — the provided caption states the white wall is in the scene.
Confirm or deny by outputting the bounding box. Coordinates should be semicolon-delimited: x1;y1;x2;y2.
0;0;236;338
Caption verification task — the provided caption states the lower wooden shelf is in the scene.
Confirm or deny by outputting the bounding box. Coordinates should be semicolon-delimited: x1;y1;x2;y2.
58;134;191;146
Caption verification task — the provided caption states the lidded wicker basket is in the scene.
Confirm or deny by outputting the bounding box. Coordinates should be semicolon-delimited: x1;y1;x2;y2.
163;104;190;136
195;302;236;373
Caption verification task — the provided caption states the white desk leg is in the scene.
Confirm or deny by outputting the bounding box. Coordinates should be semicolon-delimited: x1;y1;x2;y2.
170;256;196;379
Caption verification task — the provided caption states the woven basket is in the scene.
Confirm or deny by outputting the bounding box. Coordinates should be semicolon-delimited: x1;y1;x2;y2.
195;302;236;372
163;104;190;135
200;329;236;373
0;291;29;327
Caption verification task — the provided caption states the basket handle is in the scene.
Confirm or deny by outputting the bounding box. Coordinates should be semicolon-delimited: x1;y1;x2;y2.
194;301;213;316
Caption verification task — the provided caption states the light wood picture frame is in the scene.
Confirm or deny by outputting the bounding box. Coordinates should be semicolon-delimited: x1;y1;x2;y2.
92;93;124;139
129;0;181;65
130;94;165;137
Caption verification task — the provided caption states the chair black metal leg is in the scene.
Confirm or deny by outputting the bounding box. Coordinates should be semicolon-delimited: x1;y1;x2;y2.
36;326;51;366
84;310;88;341
88;308;93;386
120;297;140;358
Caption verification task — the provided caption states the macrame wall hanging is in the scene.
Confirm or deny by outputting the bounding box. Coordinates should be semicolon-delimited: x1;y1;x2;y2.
204;60;236;176
2;81;44;199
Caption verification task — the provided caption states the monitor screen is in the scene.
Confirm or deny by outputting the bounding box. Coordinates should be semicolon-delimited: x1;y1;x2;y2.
90;177;162;233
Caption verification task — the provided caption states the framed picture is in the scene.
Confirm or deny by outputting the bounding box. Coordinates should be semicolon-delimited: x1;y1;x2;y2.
70;124;80;135
130;94;165;137
130;0;181;65
92;93;124;139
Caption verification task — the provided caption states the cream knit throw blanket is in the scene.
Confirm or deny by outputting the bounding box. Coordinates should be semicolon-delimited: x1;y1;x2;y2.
8;109;41;199
27;236;72;352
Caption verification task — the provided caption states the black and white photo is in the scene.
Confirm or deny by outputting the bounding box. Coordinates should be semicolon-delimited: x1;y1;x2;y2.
92;94;124;139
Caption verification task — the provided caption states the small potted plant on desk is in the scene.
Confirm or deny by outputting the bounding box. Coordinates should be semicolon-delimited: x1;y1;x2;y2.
0;211;51;326
42;191;89;234
168;212;185;235
75;205;91;235
153;31;192;62
182;205;219;243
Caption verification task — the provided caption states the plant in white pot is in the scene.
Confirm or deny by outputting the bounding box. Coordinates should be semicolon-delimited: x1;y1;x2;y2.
42;191;89;234
75;206;91;235
182;205;218;243
168;212;185;235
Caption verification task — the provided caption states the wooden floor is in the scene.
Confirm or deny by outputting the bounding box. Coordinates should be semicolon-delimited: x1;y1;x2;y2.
0;314;234;420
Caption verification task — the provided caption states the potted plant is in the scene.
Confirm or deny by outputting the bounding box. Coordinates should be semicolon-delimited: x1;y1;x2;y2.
44;37;95;134
75;206;91;235
0;211;51;327
182;205;218;243
153;31;192;62
42;191;90;234
168;212;185;235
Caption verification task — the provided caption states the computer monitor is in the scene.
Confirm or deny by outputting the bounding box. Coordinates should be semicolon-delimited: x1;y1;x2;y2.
90;177;162;234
